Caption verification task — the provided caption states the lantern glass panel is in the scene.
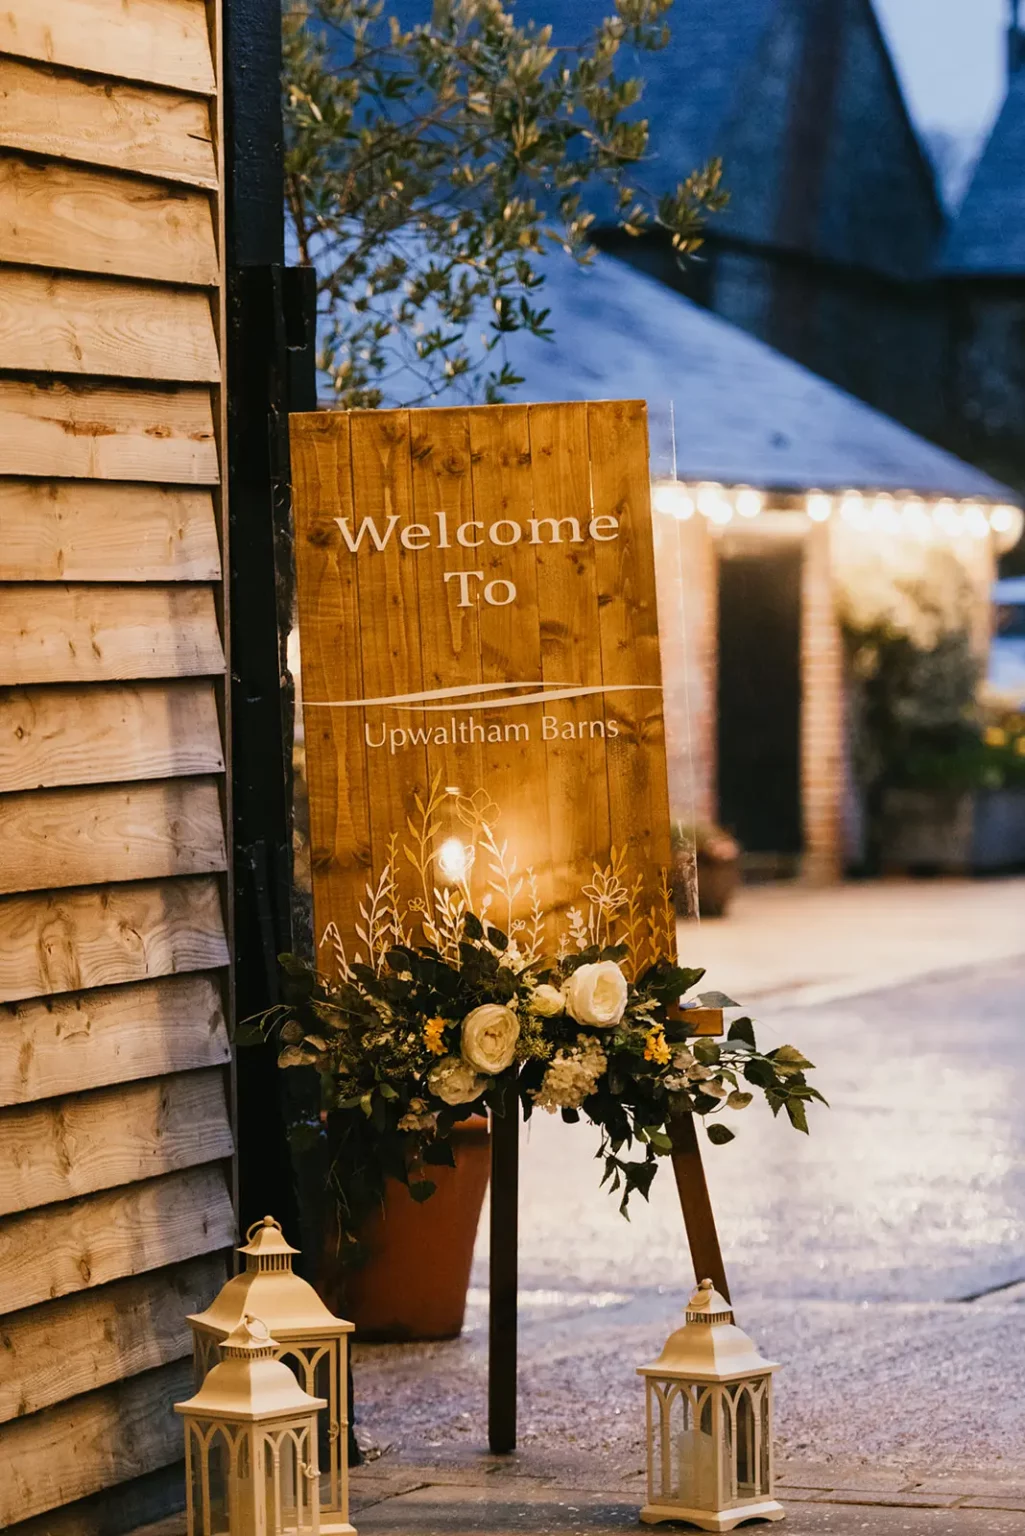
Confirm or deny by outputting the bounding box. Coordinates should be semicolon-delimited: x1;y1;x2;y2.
187;1424;232;1534
263;1423;319;1535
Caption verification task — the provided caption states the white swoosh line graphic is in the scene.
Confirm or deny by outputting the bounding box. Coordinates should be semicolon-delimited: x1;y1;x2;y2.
305;680;576;709
307;682;663;712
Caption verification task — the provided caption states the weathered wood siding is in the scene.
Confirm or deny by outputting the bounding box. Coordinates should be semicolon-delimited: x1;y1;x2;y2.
0;1;233;1528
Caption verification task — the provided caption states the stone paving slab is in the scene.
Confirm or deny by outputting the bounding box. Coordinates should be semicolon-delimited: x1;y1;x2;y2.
351;1478;1025;1534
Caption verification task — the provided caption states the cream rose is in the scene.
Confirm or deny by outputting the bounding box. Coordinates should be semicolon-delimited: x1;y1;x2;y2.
461;1004;520;1075
563;960;628;1027
528;983;565;1018
427;1055;489;1106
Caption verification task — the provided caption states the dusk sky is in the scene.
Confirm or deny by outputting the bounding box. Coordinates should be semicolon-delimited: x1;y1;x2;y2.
874;0;1008;137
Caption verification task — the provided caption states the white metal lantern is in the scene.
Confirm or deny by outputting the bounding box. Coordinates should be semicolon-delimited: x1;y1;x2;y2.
176;1314;326;1536
189;1217;355;1534
637;1279;783;1531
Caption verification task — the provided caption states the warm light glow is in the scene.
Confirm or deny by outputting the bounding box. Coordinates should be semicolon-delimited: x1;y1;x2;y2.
651;481;694;519
734;486;764;519
806;491;833;522
696;482;725;517
437;837;469;883
871;493;900;533
899;497;932;540
990;504;1024;552
931;499;960;535
964;503;991;540
707;499;734;525
840;492;868;527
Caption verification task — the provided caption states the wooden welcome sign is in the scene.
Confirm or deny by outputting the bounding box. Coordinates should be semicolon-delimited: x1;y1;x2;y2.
289;400;673;972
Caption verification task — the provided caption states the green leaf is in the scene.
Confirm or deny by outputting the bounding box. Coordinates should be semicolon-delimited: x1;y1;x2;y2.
785;1099;810;1134
463;912;484;941
233;1024;265;1048
770;1045;815;1072
727;1016;756;1048
693;1040;721;1065
706;1123;735;1145
695;990;739;1009
486;926;508;952
408;1179;437;1204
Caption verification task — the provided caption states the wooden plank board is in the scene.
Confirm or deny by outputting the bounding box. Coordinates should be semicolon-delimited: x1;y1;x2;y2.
9;1465;184;1536
0;1360;193;1527
0;1254;224;1423
588;400;673;891
529;401;612;915
0;876;228;1004
0;973;229;1107
0;269;220;382
0;584;224;686
467;403;549;931
0;0;217;95
0;777;227;895
0;379;219;484
290;413;371;970
0;156;219;287
0;1067;232;1215
0;1163;234;1316
0;681;224;792
349;410;430;924
0;482;221;583
0;57;217;189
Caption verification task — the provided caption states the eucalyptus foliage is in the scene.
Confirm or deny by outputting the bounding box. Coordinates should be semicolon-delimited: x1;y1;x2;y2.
284;0;726;406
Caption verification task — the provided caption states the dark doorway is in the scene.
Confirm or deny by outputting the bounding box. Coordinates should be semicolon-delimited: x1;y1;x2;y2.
717;540;803;862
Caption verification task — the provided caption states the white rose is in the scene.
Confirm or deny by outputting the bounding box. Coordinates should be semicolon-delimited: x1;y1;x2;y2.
460;1004;520;1075
529;983;565;1018
563;960;629;1028
427;1055;489;1106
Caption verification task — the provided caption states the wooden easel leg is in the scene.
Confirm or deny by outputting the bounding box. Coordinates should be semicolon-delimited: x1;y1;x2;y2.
669;1114;731;1301
488;1081;518;1453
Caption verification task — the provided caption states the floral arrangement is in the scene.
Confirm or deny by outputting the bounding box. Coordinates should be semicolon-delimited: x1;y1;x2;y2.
255;779;821;1260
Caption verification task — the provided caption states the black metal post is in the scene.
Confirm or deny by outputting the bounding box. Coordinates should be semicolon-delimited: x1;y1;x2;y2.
223;0;316;1237
488;1080;520;1453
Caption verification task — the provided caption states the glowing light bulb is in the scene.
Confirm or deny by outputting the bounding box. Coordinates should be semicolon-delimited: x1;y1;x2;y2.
964;503;990;540
437;837;469;883
871;494;899;533
806;492;833;523
707;499;733;525
840;493;867;527
990;504;1024;551
735;487;764;519
696;482;725;518
651;481;694;519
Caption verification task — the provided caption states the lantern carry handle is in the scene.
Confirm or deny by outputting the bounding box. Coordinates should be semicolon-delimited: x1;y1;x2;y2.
247;1214;284;1243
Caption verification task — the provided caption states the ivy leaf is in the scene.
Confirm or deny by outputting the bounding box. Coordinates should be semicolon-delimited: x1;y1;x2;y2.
408;1179;438;1203
695;990;738;1008
233;1024;265;1048
486;926;508;952
727;1016;757;1048
785;1099;810;1134
706;1123;735;1145
463;912;484;940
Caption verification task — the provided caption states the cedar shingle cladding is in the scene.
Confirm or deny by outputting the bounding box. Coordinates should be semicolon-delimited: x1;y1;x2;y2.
0;1;234;1529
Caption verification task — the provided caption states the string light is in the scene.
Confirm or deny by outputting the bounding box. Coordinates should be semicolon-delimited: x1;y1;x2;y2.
648;480;1023;548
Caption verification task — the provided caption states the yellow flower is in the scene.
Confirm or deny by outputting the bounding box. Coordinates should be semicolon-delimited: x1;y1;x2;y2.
1016;737;1025;757
644;1026;671;1066
424;1016;447;1056
985;726;1007;747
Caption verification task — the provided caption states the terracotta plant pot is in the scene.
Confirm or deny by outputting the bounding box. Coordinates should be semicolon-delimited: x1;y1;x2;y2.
696;855;741;917
324;1114;491;1342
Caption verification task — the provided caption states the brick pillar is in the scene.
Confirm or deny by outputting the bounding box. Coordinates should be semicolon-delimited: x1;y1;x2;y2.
801;519;845;883
652;508;718;830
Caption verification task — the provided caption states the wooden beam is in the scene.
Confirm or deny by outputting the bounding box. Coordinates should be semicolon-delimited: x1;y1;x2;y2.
0;974;229;1107
0;1360;193;1527
669;1113;730;1302
0;1254;224;1423
0;57;218;189
0;156;219;287
0;1164;234;1316
0;379;219;484
0;0;217;95
0;482;221;584
0;876;228;1004
0;585;224;687
0;681;224;793
0;270;220;383
0;777;227;895
0;1067;233;1216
